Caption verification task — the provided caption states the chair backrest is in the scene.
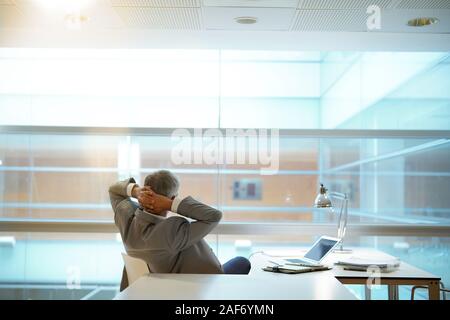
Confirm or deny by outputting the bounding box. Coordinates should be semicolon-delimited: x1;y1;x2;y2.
121;253;149;285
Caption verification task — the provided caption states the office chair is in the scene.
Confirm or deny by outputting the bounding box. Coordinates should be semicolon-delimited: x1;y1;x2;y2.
121;253;150;286
411;281;449;300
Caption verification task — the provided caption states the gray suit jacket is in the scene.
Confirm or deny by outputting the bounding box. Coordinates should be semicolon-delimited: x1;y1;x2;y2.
109;178;224;289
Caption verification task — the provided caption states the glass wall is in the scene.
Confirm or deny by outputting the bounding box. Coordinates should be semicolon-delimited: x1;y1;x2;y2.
1;231;448;300
320;52;449;130
1;134;448;224
321;138;450;224
1;49;448;130
0;48;449;299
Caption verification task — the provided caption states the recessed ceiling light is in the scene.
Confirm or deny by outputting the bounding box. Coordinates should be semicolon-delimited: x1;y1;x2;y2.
234;16;258;25
407;17;439;27
64;13;89;30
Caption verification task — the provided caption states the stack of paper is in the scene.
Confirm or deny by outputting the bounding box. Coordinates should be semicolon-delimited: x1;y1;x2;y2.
263;264;331;274
335;257;400;273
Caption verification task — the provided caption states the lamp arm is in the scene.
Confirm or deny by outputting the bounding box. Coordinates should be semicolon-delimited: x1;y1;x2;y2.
329;192;348;245
337;199;344;238
328;191;347;200
339;197;349;251
315;187;351;252
341;196;349;238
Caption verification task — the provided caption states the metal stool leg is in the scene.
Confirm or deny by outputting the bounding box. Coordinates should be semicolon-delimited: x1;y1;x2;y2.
412;283;449;300
388;284;399;300
365;285;372;300
411;285;427;300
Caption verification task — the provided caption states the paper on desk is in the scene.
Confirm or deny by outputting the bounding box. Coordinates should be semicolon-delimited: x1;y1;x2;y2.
336;256;400;268
263;249;307;257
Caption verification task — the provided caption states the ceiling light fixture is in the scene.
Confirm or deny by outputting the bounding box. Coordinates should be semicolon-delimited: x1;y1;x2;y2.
64;13;89;30
234;16;258;25
407;17;439;27
35;0;92;30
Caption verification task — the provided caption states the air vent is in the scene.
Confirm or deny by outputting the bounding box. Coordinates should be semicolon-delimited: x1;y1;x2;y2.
203;0;298;8
299;0;393;9
114;7;202;29
291;9;367;31
396;0;450;9
110;0;200;7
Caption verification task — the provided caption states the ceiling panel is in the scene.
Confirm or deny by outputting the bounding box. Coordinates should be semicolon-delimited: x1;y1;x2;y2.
396;0;450;9
110;0;200;7
202;0;298;8
114;7;202;29
0;0;449;34
0;5;25;27
298;0;394;9
203;6;296;30
291;9;367;31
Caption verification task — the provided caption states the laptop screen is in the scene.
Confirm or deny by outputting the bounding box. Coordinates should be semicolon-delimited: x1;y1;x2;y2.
304;237;340;262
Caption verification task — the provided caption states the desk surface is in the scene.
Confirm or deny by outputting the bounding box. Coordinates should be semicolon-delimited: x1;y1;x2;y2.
114;272;356;300
329;249;440;281
261;248;440;281
115;248;440;300
251;248;440;280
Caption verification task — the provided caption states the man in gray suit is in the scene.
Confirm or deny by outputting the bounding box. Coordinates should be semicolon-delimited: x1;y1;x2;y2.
109;170;251;290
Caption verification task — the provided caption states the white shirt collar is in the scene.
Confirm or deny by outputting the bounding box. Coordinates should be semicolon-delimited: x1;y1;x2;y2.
142;209;166;220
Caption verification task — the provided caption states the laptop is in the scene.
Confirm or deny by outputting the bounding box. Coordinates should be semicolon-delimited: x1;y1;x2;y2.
283;236;341;267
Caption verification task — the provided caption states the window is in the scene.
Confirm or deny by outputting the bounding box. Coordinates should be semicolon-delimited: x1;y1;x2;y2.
0;48;449;296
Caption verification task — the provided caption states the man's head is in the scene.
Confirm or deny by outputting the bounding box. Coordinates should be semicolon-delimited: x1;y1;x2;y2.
144;170;179;200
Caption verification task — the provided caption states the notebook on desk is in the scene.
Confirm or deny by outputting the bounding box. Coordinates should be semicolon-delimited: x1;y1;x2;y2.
334;256;401;273
263;265;331;274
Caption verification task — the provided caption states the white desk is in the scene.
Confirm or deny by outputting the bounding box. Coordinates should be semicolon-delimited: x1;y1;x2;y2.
115;271;356;300
114;248;441;300
254;248;441;300
328;249;441;300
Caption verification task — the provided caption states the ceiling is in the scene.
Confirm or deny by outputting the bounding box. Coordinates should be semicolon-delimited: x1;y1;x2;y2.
1;0;450;50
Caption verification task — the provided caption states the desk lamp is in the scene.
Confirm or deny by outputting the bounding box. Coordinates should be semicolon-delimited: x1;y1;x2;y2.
314;183;352;253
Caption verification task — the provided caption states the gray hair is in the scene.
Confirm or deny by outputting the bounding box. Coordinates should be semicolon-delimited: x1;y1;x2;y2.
144;170;179;198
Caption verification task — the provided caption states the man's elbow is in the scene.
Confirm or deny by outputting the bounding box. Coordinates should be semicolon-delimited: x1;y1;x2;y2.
213;209;223;223
108;187;115;200
108;183;122;203
108;182;119;195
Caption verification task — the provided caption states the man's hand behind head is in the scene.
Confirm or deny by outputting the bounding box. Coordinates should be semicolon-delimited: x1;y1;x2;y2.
138;187;173;215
